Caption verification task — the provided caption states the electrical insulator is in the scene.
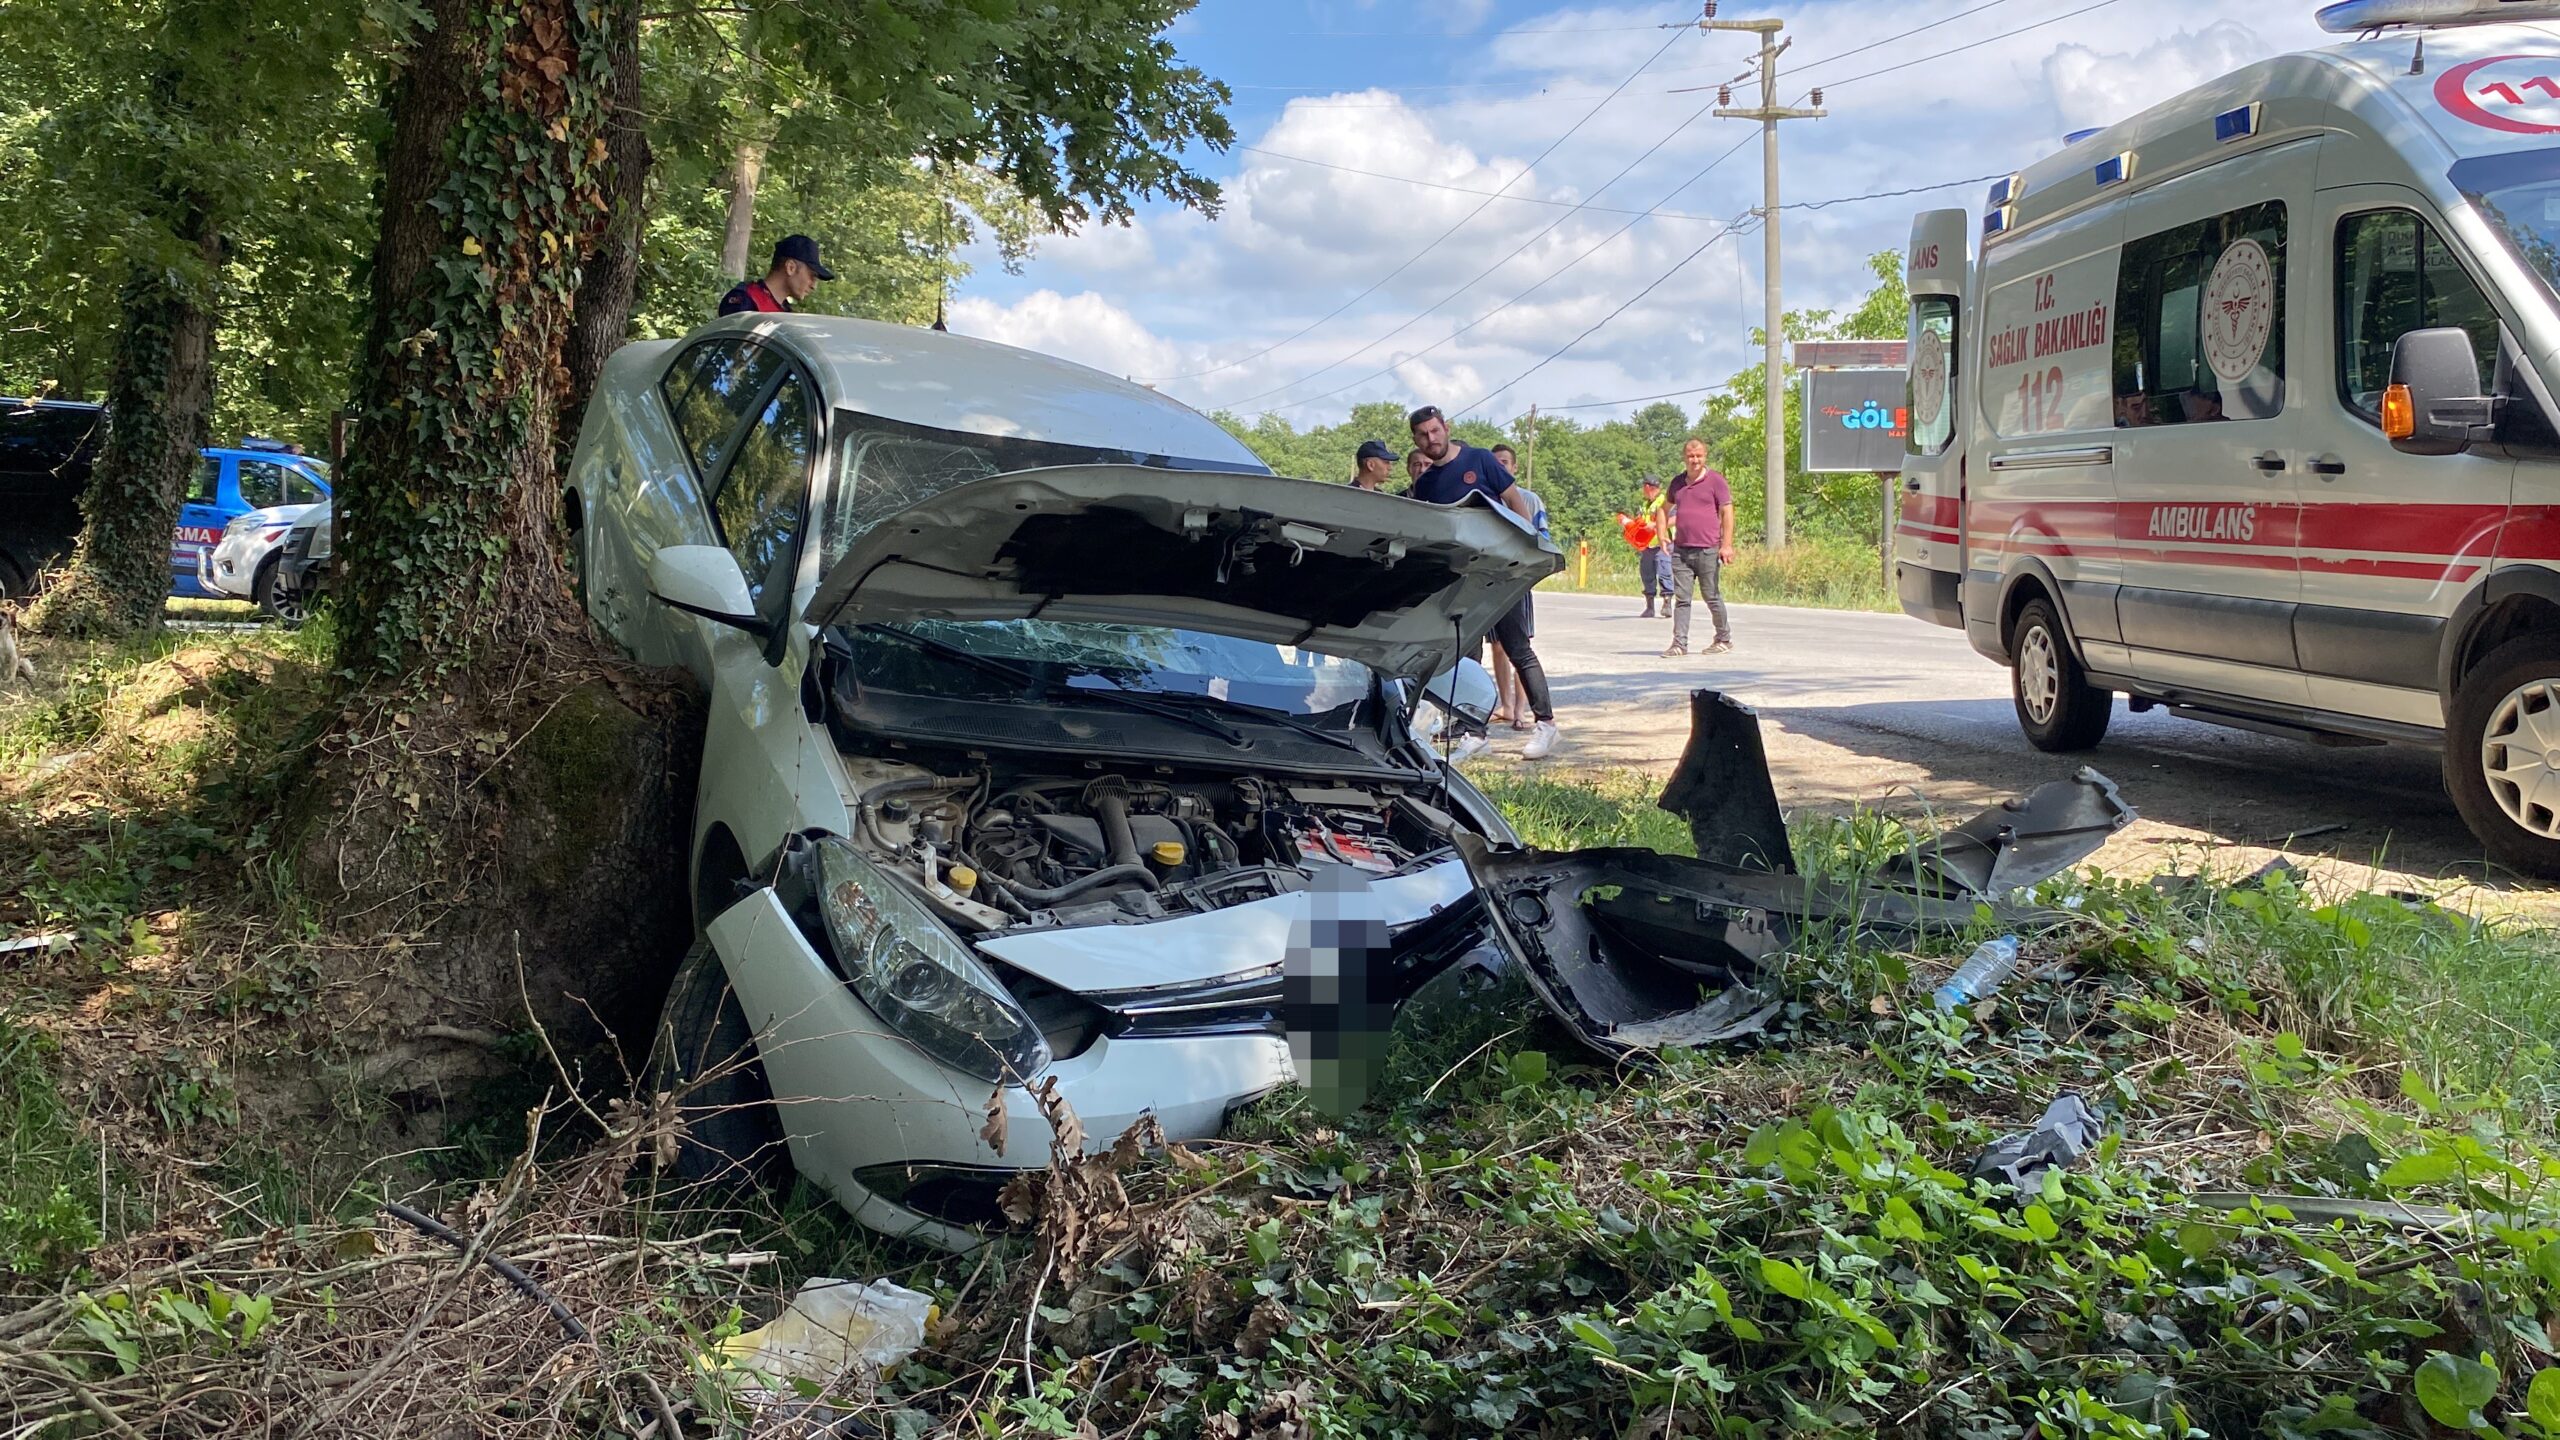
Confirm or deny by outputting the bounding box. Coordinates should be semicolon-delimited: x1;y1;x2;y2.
1810;87;1824;106
1718;84;1732;106
1703;1;1718;16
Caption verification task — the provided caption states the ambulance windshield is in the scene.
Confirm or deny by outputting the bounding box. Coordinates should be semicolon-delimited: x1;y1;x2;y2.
2451;148;2560;302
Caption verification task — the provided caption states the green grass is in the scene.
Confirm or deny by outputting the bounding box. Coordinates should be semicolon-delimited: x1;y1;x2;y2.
1551;538;1896;612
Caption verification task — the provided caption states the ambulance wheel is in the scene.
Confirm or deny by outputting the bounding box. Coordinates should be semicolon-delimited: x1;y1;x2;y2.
2010;598;2110;752
2445;635;2560;879
646;937;790;1186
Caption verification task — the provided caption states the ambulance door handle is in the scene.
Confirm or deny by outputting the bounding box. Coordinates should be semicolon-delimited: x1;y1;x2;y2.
2250;452;2287;473
1903;477;1922;492
2307;458;2347;477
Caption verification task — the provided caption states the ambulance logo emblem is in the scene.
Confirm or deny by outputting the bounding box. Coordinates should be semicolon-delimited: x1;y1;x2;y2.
1913;328;1949;431
2202;238;2275;383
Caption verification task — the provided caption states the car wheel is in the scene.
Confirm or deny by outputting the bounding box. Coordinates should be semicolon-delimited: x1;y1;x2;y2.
2444;634;2560;879
251;555;307;628
647;937;791;1186
2010;598;2110;752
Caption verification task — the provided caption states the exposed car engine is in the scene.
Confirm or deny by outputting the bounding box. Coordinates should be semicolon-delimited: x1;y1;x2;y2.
837;755;1464;932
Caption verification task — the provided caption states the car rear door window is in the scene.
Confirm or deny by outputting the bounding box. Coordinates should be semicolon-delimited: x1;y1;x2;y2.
2335;210;2500;419
284;466;325;505
713;372;813;610
2112;200;2287;427
0;404;102;478
238;460;289;510
664;340;786;483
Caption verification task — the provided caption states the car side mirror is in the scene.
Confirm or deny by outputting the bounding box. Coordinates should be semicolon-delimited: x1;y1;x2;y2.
648;544;772;637
1419;658;1498;728
2385;327;2501;456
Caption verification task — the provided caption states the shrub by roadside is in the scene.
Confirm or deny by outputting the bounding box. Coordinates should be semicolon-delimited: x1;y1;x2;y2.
1560;538;1894;612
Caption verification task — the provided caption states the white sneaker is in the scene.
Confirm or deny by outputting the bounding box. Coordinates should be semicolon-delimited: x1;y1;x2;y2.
1522;720;1560;760
1449;733;1493;763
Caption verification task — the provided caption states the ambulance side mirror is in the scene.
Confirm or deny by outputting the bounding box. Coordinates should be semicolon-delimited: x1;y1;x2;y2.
2385;327;2500;457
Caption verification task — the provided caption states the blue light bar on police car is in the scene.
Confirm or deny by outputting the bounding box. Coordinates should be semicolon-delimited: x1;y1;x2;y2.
2213;104;2259;144
2093;153;2131;187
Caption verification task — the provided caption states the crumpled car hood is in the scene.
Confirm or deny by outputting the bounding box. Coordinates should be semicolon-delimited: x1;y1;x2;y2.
803;464;1562;680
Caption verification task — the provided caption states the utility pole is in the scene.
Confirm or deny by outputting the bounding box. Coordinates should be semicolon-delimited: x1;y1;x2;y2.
1705;6;1822;548
1522;404;1537;487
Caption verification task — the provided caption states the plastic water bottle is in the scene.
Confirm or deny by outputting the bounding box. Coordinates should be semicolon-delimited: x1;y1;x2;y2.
1932;936;2021;1011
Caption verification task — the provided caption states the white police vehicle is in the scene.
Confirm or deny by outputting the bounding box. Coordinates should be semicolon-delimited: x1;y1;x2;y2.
1894;0;2560;875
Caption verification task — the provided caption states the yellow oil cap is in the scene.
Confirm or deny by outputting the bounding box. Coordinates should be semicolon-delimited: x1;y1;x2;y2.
947;865;979;894
1150;841;1188;867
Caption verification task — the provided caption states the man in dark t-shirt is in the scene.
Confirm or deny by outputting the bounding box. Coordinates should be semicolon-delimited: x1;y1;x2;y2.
1407;405;1559;760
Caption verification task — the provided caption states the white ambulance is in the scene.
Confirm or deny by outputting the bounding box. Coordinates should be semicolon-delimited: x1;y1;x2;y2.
1895;0;2560;876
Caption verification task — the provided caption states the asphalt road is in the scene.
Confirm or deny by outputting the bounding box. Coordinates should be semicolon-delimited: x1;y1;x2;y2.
1475;590;2550;910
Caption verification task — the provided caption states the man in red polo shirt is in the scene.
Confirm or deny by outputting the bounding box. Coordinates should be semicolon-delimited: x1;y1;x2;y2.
718;234;835;316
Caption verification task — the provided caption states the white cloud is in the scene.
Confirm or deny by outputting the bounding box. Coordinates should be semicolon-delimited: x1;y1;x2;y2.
2044;23;2277;133
945;290;1183;381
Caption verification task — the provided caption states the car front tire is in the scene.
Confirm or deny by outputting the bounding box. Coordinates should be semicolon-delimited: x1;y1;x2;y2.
647;937;791;1186
2445;634;2560;879
251;555;308;628
2010;597;2111;752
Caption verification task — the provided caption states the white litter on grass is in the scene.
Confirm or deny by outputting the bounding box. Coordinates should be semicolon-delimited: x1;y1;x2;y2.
710;1277;933;1394
0;933;74;958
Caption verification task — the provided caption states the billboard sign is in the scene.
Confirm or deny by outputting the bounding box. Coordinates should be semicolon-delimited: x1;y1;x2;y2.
1801;367;1909;474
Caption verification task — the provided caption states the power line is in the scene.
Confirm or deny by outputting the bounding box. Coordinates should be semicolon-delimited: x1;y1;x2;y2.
1538;379;1748;411
1251;136;1761;417
1457;158;2008;418
1460;212;1765;418
1137;24;1696;384
1229;97;1729;408
1818;0;2131;92
1235;146;1720;220
1787;0;2024;76
1275;19;1681;37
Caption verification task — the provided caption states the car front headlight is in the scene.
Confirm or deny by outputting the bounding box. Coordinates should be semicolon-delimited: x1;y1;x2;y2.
811;837;1049;1086
222;514;261;537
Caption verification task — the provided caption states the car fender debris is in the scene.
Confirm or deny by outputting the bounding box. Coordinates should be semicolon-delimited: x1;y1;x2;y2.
1457;690;2138;1061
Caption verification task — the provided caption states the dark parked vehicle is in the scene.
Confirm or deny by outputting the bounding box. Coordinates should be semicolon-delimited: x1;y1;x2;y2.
0;398;104;597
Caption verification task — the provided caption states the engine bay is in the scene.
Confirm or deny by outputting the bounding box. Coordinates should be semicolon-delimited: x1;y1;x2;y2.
837;753;1468;933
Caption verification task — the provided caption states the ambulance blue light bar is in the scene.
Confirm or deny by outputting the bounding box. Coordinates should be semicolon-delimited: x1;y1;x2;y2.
1987;174;2020;208
2093;153;2131;187
2214;104;2259;144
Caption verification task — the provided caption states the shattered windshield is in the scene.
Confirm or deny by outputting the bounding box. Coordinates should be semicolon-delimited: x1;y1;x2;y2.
818;410;1262;567
2451;148;2560;307
852;620;1374;720
817;411;1366;721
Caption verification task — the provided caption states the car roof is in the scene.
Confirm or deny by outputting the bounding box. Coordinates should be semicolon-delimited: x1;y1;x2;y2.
686;312;1268;472
205;446;324;464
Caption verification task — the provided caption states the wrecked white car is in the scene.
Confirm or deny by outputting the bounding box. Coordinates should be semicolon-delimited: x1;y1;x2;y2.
566;314;2129;1249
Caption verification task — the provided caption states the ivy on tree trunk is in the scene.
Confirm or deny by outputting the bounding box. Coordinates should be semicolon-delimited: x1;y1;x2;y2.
26;209;221;639
337;0;627;686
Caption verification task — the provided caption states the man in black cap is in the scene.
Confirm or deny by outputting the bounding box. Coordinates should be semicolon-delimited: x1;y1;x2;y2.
1350;439;1397;492
718;234;836;317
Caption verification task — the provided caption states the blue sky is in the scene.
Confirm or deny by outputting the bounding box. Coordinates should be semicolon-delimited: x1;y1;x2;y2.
949;0;2337;429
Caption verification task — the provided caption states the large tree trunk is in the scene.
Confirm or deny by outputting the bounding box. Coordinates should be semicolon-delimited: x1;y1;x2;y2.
559;0;647;448
718;140;764;281
25;209;221;638
334;0;622;684
294;0;694;1087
